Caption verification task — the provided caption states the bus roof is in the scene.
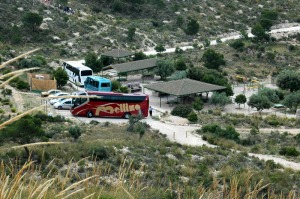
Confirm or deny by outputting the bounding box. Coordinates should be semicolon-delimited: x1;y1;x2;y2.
87;76;110;82
64;60;92;71
86;91;148;97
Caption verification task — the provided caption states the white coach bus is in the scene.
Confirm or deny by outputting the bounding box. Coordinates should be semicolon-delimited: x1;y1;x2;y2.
62;60;93;87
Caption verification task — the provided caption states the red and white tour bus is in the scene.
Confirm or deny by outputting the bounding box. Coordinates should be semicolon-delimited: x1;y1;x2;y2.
70;91;149;118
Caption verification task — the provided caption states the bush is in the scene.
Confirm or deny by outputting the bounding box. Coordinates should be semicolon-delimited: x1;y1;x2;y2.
279;147;299;157
91;146;109;160
171;104;193;118
200;124;240;141
187;111;198;123
69;126;82;140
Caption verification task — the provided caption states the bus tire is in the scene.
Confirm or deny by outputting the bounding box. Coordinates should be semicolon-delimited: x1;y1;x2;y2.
87;111;93;118
124;113;131;119
58;106;62;110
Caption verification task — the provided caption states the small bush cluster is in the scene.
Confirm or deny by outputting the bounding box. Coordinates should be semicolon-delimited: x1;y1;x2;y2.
69;126;82;140
279;147;299;157
171;104;193;118
200;124;240;140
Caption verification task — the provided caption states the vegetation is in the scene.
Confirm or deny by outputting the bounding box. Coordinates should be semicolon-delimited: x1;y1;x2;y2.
171;104;193;118
210;92;231;109
235;94;247;108
277;70;300;92
154;59;175;80
22;12;43;32
202;49;225;70
53;67;68;88
248;94;272;112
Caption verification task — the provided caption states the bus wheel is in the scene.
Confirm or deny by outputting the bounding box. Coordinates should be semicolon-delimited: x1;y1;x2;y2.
58;106;62;110
87;111;93;118
124;113;131;119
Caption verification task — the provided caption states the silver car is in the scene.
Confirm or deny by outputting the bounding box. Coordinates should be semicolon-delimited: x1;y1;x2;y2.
53;98;73;110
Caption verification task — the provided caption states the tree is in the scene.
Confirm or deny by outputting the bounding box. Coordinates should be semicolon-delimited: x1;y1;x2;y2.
229;40;245;51
251;23;269;41
185;18;200;35
193;97;203;111
133;51;147;61
187;67;233;96
175;58;187;71
202;49;225;70
257;87;279;103
235;94;247;108
53;67;68;88
283;91;300;112
276;70;300;92
209;92;231;109
154;44;166;54
154;59;175;80
22;12;43;32
85;52;102;72
0;115;46;157
248;94;272;112
127;26;136;41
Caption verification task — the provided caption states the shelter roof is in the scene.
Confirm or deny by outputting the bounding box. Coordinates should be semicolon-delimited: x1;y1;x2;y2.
144;78;226;96
110;58;157;73
102;49;134;58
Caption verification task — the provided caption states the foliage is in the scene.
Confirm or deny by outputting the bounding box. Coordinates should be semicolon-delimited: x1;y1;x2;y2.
175;58;187;71
133;51;147;61
251;23;270;41
91;146;109;160
85;52;102;72
193;97;203;111
154;44;166;54
69;126;82;140
260;9;278;31
185;18;199;35
175;47;183;54
9;77;30;90
209;92;231;109
169;70;186;80
22;12;43;32
283;91;300;112
235;94;247;108
53;67;68;88
0;115;45;145
171;104;193;118
127;114;147;139
1;88;12;96
257;88;279;103
248;94;272;112
229;40;245;51
187;67;233;96
202;49;225;70
276;70;300;92
187;111;198;123
279;147;299;157
127;26;136;41
201;124;240;141
154;59;175;80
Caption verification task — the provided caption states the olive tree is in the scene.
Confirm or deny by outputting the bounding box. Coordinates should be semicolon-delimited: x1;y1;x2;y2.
209;92;231;109
154;59;175;80
276;70;300;92
248;94;272;112
22;12;43;32
53;67;68;88
283;91;300;112
235;94;247;108
202;49;225;70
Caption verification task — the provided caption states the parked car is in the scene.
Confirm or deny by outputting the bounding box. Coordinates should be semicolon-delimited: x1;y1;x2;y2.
53;98;73;110
49;92;70;105
41;89;61;97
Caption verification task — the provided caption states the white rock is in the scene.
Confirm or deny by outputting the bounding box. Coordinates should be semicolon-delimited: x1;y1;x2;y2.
67;42;73;47
44;10;51;14
258;4;264;8
180;176;189;183
166;153;177;160
73;32;80;37
52;36;61;40
39;23;48;30
17;7;24;11
236;10;243;14
215;15;221;19
90;25;97;30
175;11;181;15
43;17;53;22
183;8;188;12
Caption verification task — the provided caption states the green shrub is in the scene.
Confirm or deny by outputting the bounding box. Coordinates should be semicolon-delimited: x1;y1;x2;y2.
187;111;198;123
1;89;12;96
171;104;193;118
0;109;4;114
11;107;16;113
69;126;82;140
91;146;109;160
200;124;240;140
279;147;299;157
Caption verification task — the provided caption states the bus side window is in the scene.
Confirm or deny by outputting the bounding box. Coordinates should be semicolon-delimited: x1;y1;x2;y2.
101;83;110;88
